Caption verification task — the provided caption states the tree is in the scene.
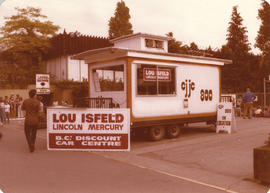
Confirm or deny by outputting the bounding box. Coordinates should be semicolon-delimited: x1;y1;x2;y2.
166;32;188;54
166;32;216;56
189;42;199;51
108;1;133;39
221;6;251;92
0;7;59;87
255;0;270;80
255;1;270;54
188;42;202;55
226;6;250;59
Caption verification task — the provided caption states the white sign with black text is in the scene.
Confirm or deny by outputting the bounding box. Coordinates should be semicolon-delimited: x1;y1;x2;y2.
36;74;50;94
216;102;233;134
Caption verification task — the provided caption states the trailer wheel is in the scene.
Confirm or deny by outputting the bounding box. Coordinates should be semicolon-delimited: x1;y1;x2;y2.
148;126;165;141
167;124;181;138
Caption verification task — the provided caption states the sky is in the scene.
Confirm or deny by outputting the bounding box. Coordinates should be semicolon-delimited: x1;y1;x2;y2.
0;0;268;54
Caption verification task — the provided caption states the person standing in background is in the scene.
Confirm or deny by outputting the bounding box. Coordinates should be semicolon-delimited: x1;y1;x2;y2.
9;95;15;118
4;101;10;123
17;97;23;118
0;97;6;125
22;90;40;153
4;96;9;104
242;88;256;119
38;96;44;113
235;95;242;117
15;94;20;117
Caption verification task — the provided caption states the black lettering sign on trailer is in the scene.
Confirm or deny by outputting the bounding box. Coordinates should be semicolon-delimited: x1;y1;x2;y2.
181;79;195;98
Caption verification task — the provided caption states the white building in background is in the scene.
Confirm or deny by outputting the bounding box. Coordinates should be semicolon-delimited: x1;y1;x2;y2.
46;55;88;82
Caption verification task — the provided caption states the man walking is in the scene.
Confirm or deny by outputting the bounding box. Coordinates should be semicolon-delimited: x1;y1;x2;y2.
22;89;40;152
242;88;256;119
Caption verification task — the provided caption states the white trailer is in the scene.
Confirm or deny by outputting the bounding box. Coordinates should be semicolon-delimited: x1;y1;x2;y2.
72;33;231;140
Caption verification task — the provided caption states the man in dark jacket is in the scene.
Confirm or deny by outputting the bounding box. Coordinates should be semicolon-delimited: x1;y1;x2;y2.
242;88;256;119
22;89;40;152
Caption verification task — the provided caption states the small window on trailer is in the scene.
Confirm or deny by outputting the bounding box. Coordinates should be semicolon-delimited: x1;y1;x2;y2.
145;39;164;49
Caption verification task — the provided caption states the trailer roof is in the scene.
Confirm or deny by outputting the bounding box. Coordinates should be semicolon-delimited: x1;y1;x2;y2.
109;32;171;43
72;47;232;66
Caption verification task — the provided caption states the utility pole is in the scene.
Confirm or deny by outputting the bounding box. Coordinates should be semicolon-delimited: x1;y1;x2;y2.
264;76;270;108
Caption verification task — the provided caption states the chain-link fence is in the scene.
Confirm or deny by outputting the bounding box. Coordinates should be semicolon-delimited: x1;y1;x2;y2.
252;92;270;108
222;92;270;108
231;92;270;108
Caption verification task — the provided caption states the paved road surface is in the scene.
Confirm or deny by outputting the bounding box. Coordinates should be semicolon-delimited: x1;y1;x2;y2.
0;118;269;193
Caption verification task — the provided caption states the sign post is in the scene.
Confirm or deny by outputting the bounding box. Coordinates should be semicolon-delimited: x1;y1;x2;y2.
47;108;130;151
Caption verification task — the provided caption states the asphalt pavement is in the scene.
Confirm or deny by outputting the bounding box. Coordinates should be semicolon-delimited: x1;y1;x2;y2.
0;117;270;193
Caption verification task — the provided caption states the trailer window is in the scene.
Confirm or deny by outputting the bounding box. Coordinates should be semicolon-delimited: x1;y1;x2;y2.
93;65;124;91
137;64;175;95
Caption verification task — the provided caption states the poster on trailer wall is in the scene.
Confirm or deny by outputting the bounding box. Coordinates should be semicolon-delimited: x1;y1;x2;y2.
47;108;130;151
143;68;171;81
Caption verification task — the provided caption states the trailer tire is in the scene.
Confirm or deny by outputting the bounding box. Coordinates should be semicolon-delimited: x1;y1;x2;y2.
148;126;165;141
166;124;181;138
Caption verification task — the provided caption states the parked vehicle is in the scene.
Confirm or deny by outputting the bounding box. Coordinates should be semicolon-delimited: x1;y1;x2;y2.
72;33;231;140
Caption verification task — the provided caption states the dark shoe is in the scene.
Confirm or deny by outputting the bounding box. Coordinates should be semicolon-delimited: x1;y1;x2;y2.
29;146;35;153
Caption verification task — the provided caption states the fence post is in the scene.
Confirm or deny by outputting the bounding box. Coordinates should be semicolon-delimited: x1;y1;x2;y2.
264;78;266;108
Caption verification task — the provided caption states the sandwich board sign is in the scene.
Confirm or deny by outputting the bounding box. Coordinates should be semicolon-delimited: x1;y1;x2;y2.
216;102;232;134
36;74;50;94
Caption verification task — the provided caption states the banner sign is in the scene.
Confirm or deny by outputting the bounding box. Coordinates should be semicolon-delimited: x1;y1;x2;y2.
47;108;130;151
216;102;232;134
143;68;171;81
36;74;50;94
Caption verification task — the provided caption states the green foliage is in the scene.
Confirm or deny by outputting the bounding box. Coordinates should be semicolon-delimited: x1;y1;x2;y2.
226;6;250;59
255;1;270;54
0;7;59;87
108;1;133;39
71;82;88;97
99;79;124;91
71;81;89;107
255;1;270;79
189;42;199;51
0;51;34;88
53;80;84;89
0;7;59;56
166;32;188;54
53;80;88;107
220;6;251;93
